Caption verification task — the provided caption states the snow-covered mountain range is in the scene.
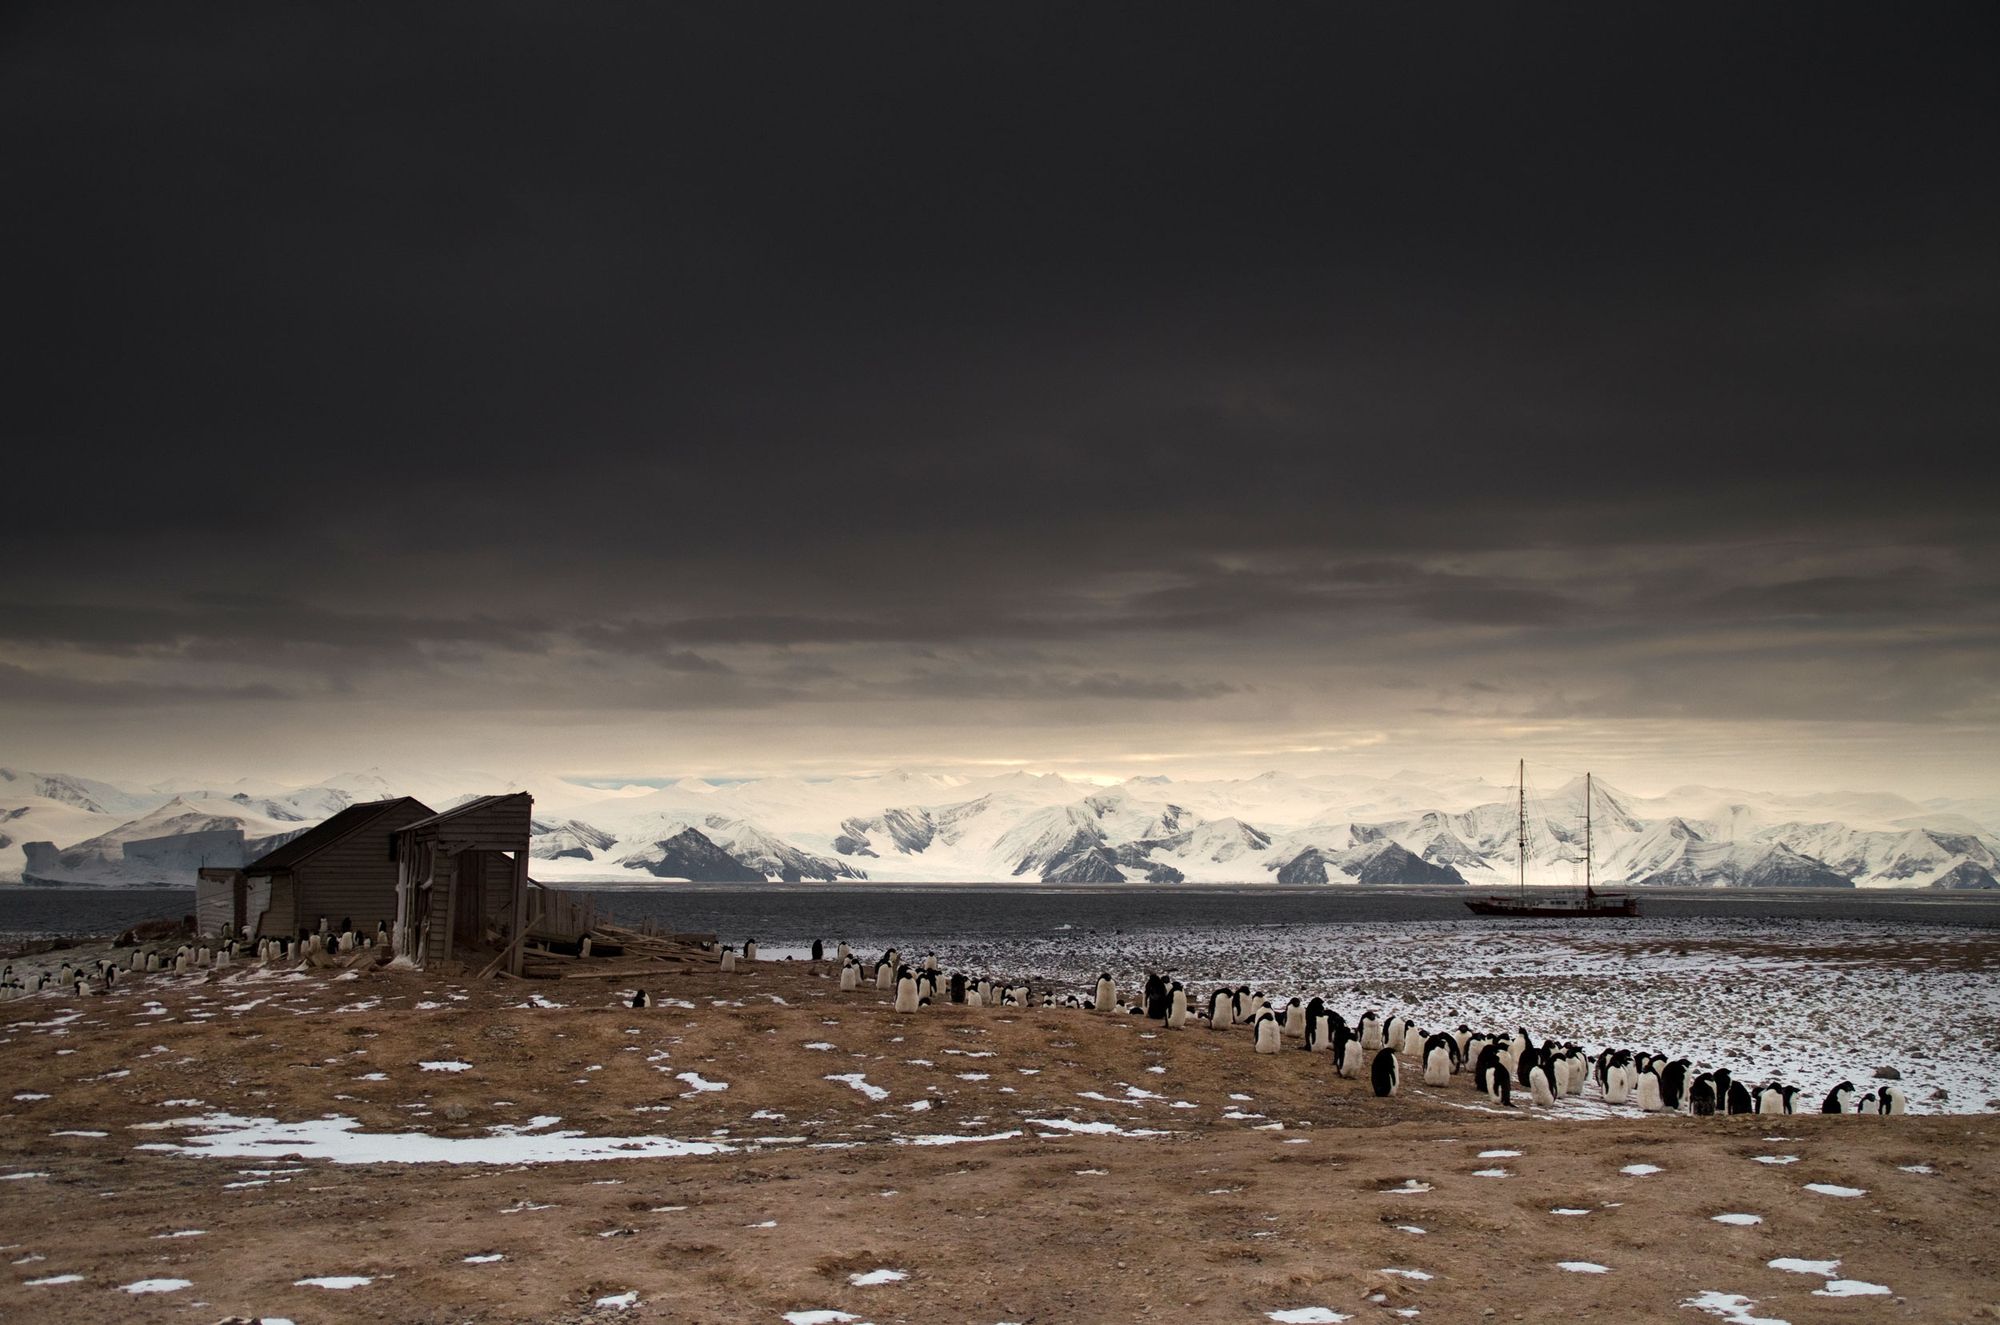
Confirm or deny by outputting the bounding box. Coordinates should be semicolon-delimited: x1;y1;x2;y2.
3;763;1996;891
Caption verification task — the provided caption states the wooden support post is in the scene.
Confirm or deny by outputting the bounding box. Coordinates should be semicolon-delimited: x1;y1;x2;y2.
509;849;529;978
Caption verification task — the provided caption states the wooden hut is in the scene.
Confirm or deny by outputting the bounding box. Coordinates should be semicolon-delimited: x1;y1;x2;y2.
195;796;435;940
391;792;535;974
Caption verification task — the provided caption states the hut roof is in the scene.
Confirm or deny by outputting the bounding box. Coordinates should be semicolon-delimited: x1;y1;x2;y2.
244;796;433;874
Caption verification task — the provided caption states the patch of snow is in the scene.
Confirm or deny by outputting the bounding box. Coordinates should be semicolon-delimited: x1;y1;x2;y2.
1558;1261;1609;1274
1711;1213;1764;1226
1802;1183;1866;1197
133;1112;733;1164
849;1268;907;1286
121;1278;193;1293
675;1071;727;1092
419;1061;470;1073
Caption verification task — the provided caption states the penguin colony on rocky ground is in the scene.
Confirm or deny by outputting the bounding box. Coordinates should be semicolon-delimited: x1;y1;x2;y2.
0;915;392;1001
673;940;1917;1117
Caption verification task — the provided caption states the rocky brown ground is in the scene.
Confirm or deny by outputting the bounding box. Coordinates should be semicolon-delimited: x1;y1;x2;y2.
0;953;1995;1324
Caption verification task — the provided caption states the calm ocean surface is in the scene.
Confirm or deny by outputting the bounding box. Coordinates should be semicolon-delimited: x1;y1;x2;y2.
4;883;1998;947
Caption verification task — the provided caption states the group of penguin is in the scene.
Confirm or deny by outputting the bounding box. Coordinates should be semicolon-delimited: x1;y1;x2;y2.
671;942;1913;1118
1;917;391;1001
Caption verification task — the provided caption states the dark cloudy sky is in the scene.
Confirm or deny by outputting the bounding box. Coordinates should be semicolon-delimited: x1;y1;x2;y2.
4;3;1997;795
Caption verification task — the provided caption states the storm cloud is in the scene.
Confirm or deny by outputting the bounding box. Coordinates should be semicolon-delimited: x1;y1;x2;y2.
2;3;1996;794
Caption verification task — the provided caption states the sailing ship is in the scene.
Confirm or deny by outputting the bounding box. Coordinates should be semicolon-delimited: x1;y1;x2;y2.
1464;761;1639;918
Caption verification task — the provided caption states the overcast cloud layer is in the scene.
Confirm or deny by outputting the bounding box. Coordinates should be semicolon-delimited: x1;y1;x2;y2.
3;3;1997;795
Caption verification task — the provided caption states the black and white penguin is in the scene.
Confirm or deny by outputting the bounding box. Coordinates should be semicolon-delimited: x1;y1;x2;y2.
1689;1073;1717;1116
1400;1021;1426;1057
1253;1008;1281;1054
1476;1053;1513;1106
894;965;920;1013
1710;1067;1734;1112
838;957;861;991
1753;1082;1787;1115
1636;1068;1666;1112
1278;997;1304;1039
1726;1079;1755;1115
874;957;894;990
720;945;737;973
1371;1047;1400;1097
1233;985;1254;1024
1511;1029;1538;1089
1821;1081;1856;1114
630;989;652;1009
1529;1060;1557;1108
1878;1084;1907;1115
1143;972;1169;1021
1167;983;1189;1030
1095;973;1115;1012
811;939;824;962
1359;1011;1384;1053
1206;988;1231;1028
1660;1059;1691;1111
922;952;939;972
948;972;968;1004
1382;1014;1406;1052
743;938;758;962
836;941;851;963
1336;1026;1365;1079
1302;997;1329;1052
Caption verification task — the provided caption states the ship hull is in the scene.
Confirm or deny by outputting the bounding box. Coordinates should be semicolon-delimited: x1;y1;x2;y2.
1464;895;1640;918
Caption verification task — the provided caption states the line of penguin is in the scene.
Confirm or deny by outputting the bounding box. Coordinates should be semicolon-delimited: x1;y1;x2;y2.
644;943;1912;1118
0;916;391;1001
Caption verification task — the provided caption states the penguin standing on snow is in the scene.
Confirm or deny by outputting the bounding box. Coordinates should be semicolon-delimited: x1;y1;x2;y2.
1094;973;1115;1013
1529;1058;1557;1108
1253;1008;1281;1055
1878;1085;1907;1115
1636;1069;1666;1112
1822;1082;1856;1114
630;989;652;1008
894;966;920;1013
1371;1047;1400;1097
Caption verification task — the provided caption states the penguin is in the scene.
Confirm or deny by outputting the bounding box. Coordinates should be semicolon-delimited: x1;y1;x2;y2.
1095;974;1115;1012
1371;1047;1400;1097
1529;1062;1556;1108
923;952;939;972
1477;1056;1513;1107
894;966;919;1013
1754;1083;1787;1115
1878;1084;1907;1116
1710;1067;1734;1112
919;971;941;1003
964;985;984;1008
1512;1029;1538;1089
837;941;851;962
720;946;737;973
579;936;593;958
811;939;824;962
1401;1023;1425;1057
1423;1041;1454;1087
1167;983;1189;1030
1382;1014;1406;1052
1359;1011;1383;1053
875;959;894;991
948;972;968;1004
1336;1029;1365;1079
1726;1080;1756;1115
1206;988;1231;1028
1253;1009;1281;1055
1636;1069;1666;1112
1690;1074;1718;1116
630;989;652;1009
1822;1081;1856;1114
1005;982;1030;1007
1660;1059;1691;1111
839;958;861;991
1233;985;1254;1024
743;939;758;962
1143;973;1169;1021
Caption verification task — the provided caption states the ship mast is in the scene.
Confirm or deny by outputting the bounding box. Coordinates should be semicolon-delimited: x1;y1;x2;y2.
1517;758;1526;899
1584;771;1594;900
